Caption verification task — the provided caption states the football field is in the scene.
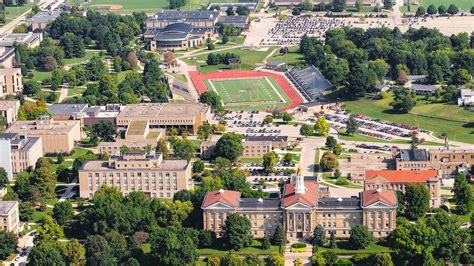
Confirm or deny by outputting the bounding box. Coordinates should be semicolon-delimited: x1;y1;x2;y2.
204;77;290;110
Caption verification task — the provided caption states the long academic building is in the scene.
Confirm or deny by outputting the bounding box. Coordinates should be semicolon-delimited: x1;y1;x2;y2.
78;151;193;199
202;174;397;240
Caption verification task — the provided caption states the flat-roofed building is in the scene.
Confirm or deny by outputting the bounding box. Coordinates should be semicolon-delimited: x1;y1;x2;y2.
98;126;164;156
0;33;43;48
78;151;192;199
340;153;394;184
274;0;375;6
201;135;290;160
0;133;43;179
0;68;23;98
48;103;89;121
0;201;20;233
144;10;219;30
27;10;61;31
116;103;210;135
217;15;249;30
202;174;397;240
0;47;16;68
7;116;81;153
365;170;441;208
0;100;20;127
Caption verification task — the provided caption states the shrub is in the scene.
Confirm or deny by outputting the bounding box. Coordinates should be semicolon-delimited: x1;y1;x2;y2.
335;177;349;186
290;242;307;252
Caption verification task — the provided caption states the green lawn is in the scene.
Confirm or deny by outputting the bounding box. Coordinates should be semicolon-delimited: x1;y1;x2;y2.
63;50;102;66
204;76;291;111
268;46;305;67
185;47;277;74
239;157;264;164
29;70;52;83
319;241;390;255
4;3;35;23
79;0;213;13
421;0;472;10
343;95;474;144
197;240;279;256
321;172;364;189
169;73;188;82
67;87;85;97
336;131;443;146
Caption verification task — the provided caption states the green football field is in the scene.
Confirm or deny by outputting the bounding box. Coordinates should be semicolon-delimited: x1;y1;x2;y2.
204;77;290;110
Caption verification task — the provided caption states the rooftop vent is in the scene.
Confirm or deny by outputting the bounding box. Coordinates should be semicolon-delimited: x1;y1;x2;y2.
257;198;263;202
376;188;382;193
337;197;342;202
218;189;224;194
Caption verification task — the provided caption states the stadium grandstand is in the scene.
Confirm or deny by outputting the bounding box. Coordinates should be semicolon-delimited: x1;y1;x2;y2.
286;65;333;101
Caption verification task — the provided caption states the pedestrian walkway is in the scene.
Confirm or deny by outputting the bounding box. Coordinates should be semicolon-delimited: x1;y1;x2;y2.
284;241;313;266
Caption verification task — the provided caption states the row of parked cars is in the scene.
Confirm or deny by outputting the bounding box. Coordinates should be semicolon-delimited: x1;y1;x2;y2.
356;143;399;151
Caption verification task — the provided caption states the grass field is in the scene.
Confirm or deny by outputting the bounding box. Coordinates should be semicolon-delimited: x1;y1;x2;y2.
268;46;305;67
342;94;474;144
421;0;472;10
4;3;35;23
204;76;291;110
185;47;277;74
63;50;102;66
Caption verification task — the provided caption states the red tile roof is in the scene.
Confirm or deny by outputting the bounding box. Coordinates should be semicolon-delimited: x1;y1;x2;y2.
365;170;438;183
201;190;241;208
282;181;319;207
361;189;397;207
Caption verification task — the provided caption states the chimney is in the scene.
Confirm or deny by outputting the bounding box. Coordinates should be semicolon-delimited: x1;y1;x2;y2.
218;189;224;194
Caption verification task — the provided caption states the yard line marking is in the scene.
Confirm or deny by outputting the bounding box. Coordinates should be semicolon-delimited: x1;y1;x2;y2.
264;76;286;103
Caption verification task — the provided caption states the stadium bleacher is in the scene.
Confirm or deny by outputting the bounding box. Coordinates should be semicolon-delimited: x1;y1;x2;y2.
286;65;333;101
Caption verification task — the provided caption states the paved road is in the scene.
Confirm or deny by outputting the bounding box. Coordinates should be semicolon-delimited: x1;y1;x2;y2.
0;0;59;34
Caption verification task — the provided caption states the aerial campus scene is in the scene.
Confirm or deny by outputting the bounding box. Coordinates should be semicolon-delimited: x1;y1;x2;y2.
0;0;473;265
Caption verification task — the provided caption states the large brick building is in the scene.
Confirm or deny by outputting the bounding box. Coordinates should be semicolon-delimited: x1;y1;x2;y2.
365;170;441;208
116;103;210;135
78;151;192;199
202;175;397;240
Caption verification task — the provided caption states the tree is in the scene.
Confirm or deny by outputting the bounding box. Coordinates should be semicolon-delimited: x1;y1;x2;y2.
383;0;393;9
172;138;195;159
0;167;7;190
314;117;330;136
471;6;474;14
391;87;416;113
282;112;293;123
452;69;471;85
198;230;214;248
416;6;426;16
60;33;85;58
263;152;278;173
438;5;446;15
262;234;271;249
333;143;343;156
325;136;337;150
368;59;389;82
192;159;205;173
215;133;244;161
425;211;470;262
349;225;373;249
373;253;393;266
156;138;170;159
0;230;17;260
329;231;337;248
53;200;74;225
396;69;408;85
319;152;339;171
222;34;229;44
311;252;326;266
272;224;286;246
90;121;116;142
312;225;325;246
105;231;129;260
427;4;437;15
452;173;473;215
23;80;42;96
263;116;273;125
200;91;222;109
19;201;34;221
347;64;375;96
198;121;214;141
163;51;176;66
404;183;430;220
283;153;293;164
333;0;346;12
28;244;66;265
168;0;186;9
345;115;359;135
303;0;313;10
447;4;459;15
223;213;253;250
63;239;86;266
226;6;235;15
35;216;64;244
86;235;116;266
149;226;197;266
300;124;314;136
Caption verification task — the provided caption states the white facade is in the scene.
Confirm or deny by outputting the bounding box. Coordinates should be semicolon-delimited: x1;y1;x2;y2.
0;139;13;179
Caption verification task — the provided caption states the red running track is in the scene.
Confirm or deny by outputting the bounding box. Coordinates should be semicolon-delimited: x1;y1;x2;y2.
189;70;303;110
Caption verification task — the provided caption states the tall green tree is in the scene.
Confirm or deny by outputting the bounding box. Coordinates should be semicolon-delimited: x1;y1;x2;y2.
262;152;278;173
391;87;417;113
272;224;286;246
349;225;373;249
314;117;330;136
0;167;8;190
215;133;244;161
53;201;74;225
223;213;253;250
86;235;116;266
149;226;197;266
172;137;195;159
345;114;359;135
63;239;86;266
29;243;66;266
319;152;339;171
452;173;473;215
0;230;17;260
312;225;325;246
404;183;430;220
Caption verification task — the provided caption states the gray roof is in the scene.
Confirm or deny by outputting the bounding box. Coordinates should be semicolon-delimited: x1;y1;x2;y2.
288;65;333;100
238;198;280;209
146;10;219;23
318;197;360;209
218;15;248;28
400;149;428;162
245;135;288;142
155;23;193;41
460;89;474;97
0;201;17;215
48;104;88;116
0;133;41;151
266;60;285;67
28;10;61;24
410;84;439;92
